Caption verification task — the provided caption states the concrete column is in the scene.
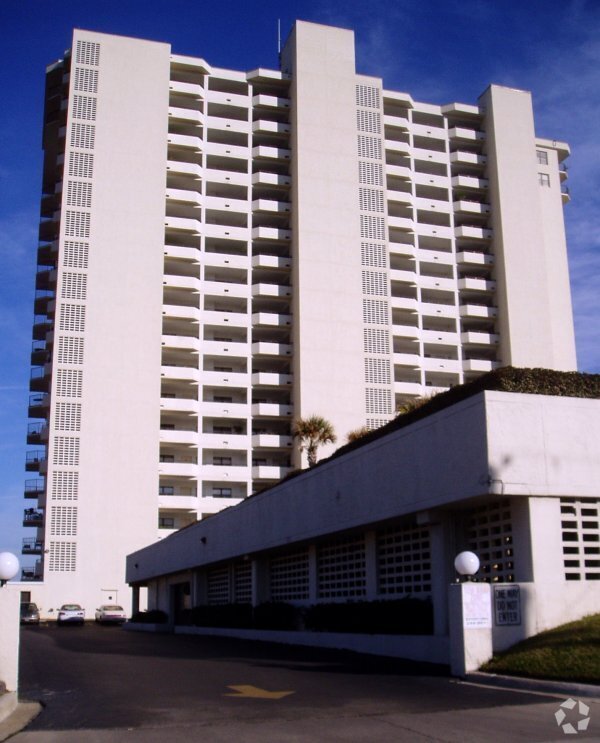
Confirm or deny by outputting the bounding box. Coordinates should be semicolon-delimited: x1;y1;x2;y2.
0;586;20;693
448;582;493;676
131;585;140;617
429;515;453;636
251;558;270;606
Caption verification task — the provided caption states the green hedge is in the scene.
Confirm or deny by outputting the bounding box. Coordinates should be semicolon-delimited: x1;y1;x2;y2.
187;598;433;635
304;598;433;635
130;609;168;624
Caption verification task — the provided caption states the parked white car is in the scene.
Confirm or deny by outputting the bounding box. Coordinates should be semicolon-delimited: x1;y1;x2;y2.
95;605;127;624
57;604;85;625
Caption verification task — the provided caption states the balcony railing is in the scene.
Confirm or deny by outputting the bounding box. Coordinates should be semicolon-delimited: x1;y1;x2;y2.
24;478;45;498
27;422;48;444
22;538;44;555
23;509;44;527
25;450;46;471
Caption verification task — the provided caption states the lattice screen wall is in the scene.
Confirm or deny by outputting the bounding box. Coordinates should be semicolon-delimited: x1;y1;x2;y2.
561;498;600;581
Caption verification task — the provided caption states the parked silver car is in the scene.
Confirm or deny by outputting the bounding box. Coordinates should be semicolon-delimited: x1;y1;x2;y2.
95;605;127;624
20;602;40;625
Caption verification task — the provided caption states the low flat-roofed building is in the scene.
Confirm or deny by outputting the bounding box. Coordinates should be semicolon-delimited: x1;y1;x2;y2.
126;376;600;665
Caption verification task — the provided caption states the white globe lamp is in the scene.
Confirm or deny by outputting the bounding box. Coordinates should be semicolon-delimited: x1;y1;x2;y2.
0;552;20;587
454;551;480;581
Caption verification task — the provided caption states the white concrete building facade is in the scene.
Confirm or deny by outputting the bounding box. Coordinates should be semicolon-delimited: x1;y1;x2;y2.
22;22;577;614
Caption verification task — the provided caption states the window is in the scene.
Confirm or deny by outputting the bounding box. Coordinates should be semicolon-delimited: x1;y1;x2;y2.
212;487;233;497
536;150;548;165
159;455;175;463
213;396;233;403
213;457;232;466
538;173;550;187
159;517;175;529
159;486;174;495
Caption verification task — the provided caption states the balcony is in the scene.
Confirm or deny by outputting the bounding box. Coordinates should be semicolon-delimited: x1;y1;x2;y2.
28;392;50;418
252;312;292;328
420;302;458;319
32;316;53;341
393;352;421;367
388;216;414;232
456;251;494;267
451;175;488;192
252;226;291;242
252;172;291;189
166;188;202;208
21;561;43;582
252;119;290;135
459;303;498;320
24;478;45;499
448;127;485;144
166;160;203;179
450;151;487;169
200;370;249;388
34;290;55;315
463;359;500;373
252;94;290;110
252;199;291;216
31;340;50;366
422;329;459;345
158;461;198;478
199;432;250;449
161;334;200;352
159;428;198;446
393;324;421;339
27;422;48;445
23;509;44;527
252;283;292;299
455;225;493;241
252;434;293;449
458;277;496;293
251;372;292;387
200;401;248;418
394;381;423;396
453;200;491;217
252;342;292;358
161;365;200;383
164;216;202;234
160;396;199;414
29;365;51;393
169;80;204;98
422;357;461;374
252;403;293;418
168;106;203;125
461;331;499;346
252;465;292;481
25;450;46;472
167;132;203;151
22;538;43;555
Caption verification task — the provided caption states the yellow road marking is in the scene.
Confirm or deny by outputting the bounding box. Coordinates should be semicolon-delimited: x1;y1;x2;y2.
224;684;295;699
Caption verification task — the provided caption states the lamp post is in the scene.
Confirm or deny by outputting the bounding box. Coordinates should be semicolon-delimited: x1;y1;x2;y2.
0;552;20;587
454;550;480;582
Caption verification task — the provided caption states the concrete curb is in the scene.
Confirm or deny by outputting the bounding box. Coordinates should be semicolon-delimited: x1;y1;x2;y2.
463;671;600;699
0;701;42;742
0;693;17;725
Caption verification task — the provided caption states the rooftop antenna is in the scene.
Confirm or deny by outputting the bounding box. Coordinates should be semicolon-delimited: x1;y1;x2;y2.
277;19;282;66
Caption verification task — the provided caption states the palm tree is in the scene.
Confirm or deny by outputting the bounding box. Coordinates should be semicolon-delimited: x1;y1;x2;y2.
292;415;336;467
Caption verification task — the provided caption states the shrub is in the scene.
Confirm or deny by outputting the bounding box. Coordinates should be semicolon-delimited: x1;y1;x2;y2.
304;597;433;635
253;602;298;630
190;603;252;628
130;609;168;624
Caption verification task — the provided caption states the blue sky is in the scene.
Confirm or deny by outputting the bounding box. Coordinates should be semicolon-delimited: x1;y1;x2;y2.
1;0;598;559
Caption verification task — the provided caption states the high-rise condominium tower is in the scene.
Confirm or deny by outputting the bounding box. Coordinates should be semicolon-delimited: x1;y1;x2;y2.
22;21;576;612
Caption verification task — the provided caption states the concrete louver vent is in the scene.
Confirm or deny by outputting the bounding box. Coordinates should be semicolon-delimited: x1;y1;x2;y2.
355;84;380;109
363;328;390;355
359;187;384;212
358;161;383;186
357;134;382;160
467;499;515;583
64;210;91;238
364;357;391;385
356;109;381;134
70;123;96;150
207;566;230;605
75;40;100;66
58;303;86;333
66;181;92;209
377;524;432;596
50;505;78;536
365;387;393;415
361;270;388;296
360;241;387;268
360;215;385;241
72;94;97;122
63;241;89;269
233;561;252;603
51;436;80;467
57;336;84;364
54;402;82;432
74;67;99;94
317;535;367;599
362;298;388;326
68;152;94;179
51;471;79;500
269;549;310;601
48;541;77;572
61;271;88;300
55;369;83;398
561;498;600;582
